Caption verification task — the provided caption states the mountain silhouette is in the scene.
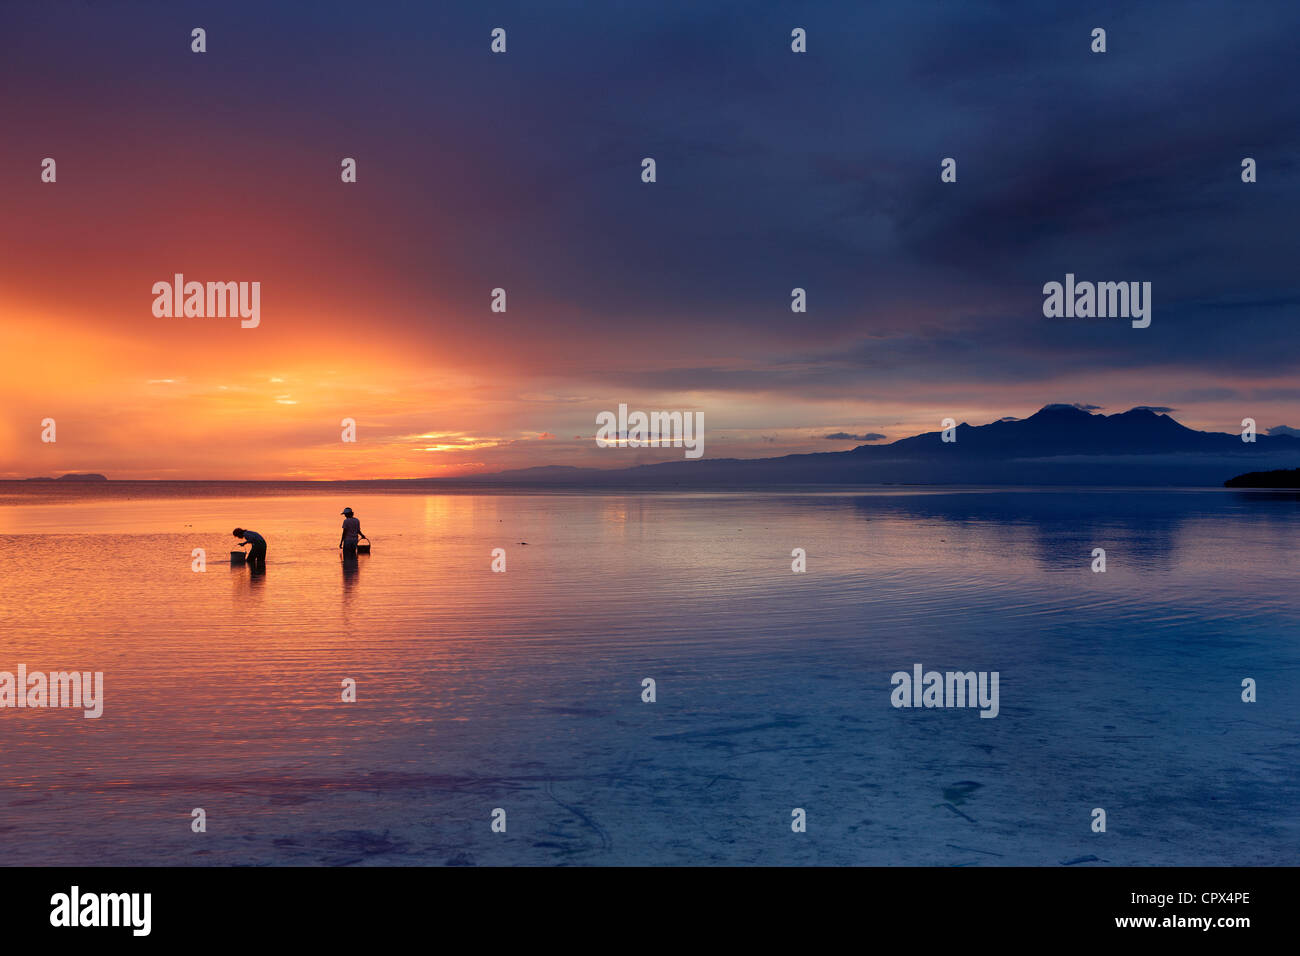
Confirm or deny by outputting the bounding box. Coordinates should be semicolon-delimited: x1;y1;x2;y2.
459;405;1300;488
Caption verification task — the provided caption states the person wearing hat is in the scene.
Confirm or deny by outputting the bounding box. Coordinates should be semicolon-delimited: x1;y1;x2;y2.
339;507;363;560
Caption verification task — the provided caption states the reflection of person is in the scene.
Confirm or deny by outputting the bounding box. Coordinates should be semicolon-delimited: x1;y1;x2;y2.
339;507;363;560
233;528;267;568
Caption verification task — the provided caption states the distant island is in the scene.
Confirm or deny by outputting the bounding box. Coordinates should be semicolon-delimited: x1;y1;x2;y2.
1224;468;1300;488
24;473;109;482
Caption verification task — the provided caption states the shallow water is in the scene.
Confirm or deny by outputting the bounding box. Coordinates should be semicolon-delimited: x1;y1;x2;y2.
1;486;1296;865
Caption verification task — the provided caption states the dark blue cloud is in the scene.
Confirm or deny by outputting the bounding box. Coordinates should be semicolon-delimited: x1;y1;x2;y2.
3;0;1297;402
824;432;886;442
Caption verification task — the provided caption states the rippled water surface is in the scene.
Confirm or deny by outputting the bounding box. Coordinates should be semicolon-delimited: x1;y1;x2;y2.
1;485;1296;865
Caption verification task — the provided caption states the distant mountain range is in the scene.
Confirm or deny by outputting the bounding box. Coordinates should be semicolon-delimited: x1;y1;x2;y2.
461;405;1300;488
15;408;1299;489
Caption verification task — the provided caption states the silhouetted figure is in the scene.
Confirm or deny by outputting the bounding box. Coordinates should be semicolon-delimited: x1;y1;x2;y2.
233;527;267;569
339;508;363;561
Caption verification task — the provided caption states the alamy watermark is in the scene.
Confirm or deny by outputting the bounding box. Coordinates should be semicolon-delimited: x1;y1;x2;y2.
0;665;104;718
152;274;260;328
890;664;999;718
595;403;703;458
1043;274;1151;328
50;886;150;936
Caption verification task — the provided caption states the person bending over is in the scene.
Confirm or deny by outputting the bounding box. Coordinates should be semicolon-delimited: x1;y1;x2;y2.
233;528;267;568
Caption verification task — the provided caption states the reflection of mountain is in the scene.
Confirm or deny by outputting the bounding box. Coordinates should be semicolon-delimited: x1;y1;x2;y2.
846;489;1204;573
466;405;1300;488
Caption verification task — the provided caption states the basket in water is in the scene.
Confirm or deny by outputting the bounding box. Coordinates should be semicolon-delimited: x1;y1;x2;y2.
230;550;247;565
357;537;371;554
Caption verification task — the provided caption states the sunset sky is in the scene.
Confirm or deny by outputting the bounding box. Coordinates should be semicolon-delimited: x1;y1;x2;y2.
2;0;1298;479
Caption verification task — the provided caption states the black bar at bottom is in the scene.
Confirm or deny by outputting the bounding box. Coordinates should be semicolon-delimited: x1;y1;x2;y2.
0;865;1278;942
0;868;1279;941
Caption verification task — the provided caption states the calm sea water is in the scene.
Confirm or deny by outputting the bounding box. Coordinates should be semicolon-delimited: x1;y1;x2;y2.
1;484;1296;866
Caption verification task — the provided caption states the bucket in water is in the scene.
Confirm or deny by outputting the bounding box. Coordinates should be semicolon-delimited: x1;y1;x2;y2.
357;537;371;554
230;550;247;565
